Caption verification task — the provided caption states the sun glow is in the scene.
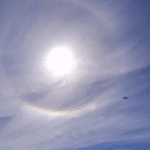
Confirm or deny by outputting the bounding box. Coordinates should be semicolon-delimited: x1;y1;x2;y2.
44;46;76;78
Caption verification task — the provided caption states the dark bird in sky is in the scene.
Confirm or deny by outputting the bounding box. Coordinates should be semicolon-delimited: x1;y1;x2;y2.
122;97;129;100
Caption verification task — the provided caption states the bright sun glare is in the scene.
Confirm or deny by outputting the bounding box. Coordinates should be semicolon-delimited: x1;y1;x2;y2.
44;46;76;78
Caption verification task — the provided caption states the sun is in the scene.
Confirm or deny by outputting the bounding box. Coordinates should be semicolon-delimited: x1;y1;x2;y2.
43;46;77;78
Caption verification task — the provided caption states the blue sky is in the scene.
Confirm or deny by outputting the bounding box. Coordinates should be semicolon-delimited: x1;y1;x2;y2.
0;0;150;150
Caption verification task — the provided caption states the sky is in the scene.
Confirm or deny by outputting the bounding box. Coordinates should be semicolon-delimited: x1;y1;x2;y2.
0;0;150;150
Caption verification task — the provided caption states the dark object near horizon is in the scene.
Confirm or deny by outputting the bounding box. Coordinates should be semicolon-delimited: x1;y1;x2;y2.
122;96;129;100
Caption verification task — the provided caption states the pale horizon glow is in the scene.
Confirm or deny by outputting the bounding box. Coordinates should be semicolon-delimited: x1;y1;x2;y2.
44;46;77;78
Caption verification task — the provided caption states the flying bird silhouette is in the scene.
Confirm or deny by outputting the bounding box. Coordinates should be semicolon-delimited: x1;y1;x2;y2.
122;96;129;100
